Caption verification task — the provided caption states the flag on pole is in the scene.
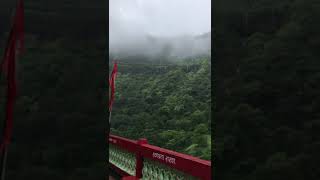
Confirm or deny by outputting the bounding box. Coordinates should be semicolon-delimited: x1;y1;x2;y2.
108;61;118;112
0;0;24;153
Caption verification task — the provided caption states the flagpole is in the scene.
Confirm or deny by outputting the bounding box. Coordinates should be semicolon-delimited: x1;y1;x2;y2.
0;147;8;180
107;69;112;172
108;61;116;146
0;45;19;180
0;52;17;180
0;95;9;180
0;49;5;180
108;61;117;124
0;4;16;179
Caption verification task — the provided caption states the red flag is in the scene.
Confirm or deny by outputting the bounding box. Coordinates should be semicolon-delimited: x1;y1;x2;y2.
0;0;24;152
108;61;118;112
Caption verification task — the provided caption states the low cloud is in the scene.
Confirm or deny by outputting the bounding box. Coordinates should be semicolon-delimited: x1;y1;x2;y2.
109;0;211;60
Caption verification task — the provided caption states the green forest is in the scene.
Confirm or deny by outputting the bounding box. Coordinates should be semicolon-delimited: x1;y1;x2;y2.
110;58;212;160
0;1;107;179
1;0;319;179
214;0;320;179
0;39;107;180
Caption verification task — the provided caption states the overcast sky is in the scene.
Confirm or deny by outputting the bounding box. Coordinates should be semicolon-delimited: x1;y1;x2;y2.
110;0;211;38
109;0;211;57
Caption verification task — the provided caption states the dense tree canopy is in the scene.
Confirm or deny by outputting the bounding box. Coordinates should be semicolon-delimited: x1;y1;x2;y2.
0;1;107;179
214;0;320;179
110;58;212;160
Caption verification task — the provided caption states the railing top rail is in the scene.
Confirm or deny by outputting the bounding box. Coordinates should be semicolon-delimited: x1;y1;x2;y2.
109;134;137;153
142;143;211;166
140;143;211;179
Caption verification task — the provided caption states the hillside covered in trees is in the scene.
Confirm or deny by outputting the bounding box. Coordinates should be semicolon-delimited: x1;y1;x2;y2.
110;58;212;160
214;0;320;179
0;1;107;179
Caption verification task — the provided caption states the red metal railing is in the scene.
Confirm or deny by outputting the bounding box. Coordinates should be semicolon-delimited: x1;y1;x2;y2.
108;134;212;180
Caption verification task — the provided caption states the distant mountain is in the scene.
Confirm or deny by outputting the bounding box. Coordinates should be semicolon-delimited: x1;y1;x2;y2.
195;32;211;39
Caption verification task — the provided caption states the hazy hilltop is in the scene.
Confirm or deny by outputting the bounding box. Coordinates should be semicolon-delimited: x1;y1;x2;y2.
110;31;211;61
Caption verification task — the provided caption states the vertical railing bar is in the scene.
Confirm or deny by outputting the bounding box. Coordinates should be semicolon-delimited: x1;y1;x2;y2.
135;138;148;179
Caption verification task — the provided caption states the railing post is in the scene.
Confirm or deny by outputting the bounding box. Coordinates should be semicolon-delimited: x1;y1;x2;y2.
135;138;148;179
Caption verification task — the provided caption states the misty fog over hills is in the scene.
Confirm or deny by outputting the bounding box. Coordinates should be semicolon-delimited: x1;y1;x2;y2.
109;0;211;62
109;31;211;60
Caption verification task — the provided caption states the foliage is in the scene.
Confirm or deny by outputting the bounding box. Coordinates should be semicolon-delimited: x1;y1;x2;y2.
0;0;107;178
214;0;320;179
110;59;212;160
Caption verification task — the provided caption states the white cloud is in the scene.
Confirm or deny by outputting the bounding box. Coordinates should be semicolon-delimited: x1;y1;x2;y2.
109;0;211;58
110;0;210;37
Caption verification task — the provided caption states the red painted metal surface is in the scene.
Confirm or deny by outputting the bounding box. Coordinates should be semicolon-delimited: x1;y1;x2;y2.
140;143;211;179
135;138;147;179
109;134;137;153
109;134;212;180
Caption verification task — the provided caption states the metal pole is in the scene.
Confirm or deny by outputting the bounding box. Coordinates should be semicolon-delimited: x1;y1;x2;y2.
0;147;8;180
107;110;111;173
0;1;20;179
107;64;113;172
